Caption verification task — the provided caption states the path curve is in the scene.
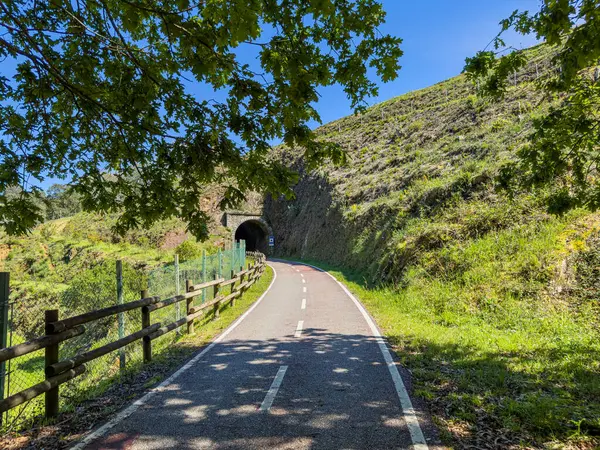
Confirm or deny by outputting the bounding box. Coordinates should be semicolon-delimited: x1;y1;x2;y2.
74;260;438;450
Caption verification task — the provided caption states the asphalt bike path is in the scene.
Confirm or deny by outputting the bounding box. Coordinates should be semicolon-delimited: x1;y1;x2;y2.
76;260;437;450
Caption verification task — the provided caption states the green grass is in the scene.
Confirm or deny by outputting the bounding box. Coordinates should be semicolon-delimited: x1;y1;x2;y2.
288;216;600;448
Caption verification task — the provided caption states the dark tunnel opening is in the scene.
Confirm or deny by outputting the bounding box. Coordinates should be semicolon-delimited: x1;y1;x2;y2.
234;220;268;252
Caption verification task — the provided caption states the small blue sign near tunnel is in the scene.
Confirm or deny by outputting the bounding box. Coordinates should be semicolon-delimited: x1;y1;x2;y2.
268;235;275;247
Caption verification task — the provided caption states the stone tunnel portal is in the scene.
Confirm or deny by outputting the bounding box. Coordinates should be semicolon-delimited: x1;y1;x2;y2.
234;219;268;252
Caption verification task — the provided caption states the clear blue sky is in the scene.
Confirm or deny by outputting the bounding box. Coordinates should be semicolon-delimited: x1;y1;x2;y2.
313;0;540;125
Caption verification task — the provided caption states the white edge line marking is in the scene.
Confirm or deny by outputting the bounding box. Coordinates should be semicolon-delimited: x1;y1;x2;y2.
301;298;306;310
302;286;307;293
259;365;288;411
70;264;279;450
294;320;304;338
283;260;428;450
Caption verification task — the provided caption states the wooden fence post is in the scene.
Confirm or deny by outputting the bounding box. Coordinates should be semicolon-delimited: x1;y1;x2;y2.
141;289;151;363
230;269;236;307
240;270;246;299
45;309;59;418
186;280;194;334
0;273;9;425
213;273;220;320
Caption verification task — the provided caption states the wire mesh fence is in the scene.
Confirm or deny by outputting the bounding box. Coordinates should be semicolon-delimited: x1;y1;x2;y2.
0;240;247;429
146;241;246;354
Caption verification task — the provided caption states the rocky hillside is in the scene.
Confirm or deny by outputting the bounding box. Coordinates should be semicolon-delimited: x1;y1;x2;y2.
264;43;600;447
266;44;577;283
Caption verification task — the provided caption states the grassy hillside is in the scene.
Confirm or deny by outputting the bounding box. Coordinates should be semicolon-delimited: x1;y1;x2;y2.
266;44;600;448
267;44;561;281
0;212;228;326
0;211;233;431
0;213;229;340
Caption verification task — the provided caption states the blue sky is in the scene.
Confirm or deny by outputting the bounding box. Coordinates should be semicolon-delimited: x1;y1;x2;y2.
312;0;540;125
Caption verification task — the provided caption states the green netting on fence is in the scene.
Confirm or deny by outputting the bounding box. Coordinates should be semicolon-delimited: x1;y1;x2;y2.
146;241;246;352
1;240;247;430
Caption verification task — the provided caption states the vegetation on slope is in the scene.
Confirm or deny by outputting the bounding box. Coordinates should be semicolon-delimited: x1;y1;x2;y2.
0;210;230;431
0;212;227;333
267;44;600;448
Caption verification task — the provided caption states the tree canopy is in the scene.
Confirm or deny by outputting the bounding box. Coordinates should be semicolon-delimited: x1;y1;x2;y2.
464;0;600;213
45;183;82;220
0;0;402;237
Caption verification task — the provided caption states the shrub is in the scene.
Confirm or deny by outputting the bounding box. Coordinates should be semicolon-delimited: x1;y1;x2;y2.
408;119;425;132
466;94;478;108
87;232;102;244
490;118;511;132
175;239;203;261
39;223;56;240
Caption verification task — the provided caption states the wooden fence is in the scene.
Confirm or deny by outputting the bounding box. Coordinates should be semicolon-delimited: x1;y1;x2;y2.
0;251;266;419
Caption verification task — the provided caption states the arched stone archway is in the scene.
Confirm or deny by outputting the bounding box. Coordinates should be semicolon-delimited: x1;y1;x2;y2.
223;212;273;254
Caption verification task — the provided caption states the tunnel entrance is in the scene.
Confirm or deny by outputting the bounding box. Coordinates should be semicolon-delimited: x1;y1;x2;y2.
234;220;268;252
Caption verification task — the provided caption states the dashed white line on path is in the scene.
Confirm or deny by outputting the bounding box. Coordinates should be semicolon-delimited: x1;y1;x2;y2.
302;279;306;283
300;273;304;278
294;320;304;338
259;365;288;412
301;298;306;310
303;286;307;293
291;260;429;450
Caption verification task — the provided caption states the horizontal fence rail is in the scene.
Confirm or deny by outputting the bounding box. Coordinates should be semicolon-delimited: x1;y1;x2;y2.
47;296;161;334
0;251;266;420
0;325;85;364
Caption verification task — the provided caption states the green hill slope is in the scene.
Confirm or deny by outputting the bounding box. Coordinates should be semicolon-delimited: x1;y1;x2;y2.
267;44;563;281
0;212;229;336
266;44;600;448
0;211;233;431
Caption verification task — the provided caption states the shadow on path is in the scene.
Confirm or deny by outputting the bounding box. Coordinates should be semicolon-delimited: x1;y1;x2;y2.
90;328;423;450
